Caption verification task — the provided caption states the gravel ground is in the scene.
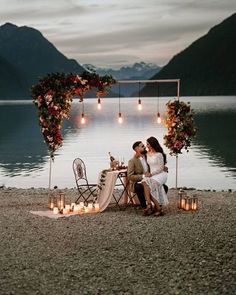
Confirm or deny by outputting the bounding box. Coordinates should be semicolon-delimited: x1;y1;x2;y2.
0;187;235;295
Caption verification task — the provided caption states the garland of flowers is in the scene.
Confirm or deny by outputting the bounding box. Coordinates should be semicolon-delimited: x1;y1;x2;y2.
32;72;115;159
163;99;197;155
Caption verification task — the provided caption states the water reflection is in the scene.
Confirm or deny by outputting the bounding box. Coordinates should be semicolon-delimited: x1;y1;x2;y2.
0;103;47;175
193;111;236;177
0;97;236;188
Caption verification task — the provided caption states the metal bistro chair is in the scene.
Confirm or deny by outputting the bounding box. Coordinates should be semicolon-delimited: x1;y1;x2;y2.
73;158;97;205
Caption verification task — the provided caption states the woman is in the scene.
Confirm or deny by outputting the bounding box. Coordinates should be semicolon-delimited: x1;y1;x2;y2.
142;136;168;216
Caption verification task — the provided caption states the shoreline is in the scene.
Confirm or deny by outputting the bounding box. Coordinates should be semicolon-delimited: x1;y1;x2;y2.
0;188;235;294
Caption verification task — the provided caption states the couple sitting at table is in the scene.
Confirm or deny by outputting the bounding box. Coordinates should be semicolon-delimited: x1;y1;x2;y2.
127;136;168;216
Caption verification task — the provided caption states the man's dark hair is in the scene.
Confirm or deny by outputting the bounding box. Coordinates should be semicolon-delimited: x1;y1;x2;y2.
132;141;142;150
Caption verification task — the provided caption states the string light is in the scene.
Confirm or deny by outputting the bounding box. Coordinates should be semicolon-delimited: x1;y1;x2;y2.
157;112;162;124
97;97;101;110
138;82;142;111
118;83;123;123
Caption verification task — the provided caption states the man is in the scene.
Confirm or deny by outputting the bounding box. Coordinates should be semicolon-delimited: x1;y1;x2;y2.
127;141;149;209
127;141;169;209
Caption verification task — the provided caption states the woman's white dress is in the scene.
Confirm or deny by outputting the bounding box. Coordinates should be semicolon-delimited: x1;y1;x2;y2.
143;152;168;205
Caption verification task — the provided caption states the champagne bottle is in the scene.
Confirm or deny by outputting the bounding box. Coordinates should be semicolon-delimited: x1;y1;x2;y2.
109;152;115;162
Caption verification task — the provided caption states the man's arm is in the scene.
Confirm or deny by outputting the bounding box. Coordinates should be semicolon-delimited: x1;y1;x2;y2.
127;159;143;182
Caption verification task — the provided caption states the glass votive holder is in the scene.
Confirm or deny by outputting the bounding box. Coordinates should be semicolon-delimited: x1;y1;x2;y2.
94;203;100;212
53;207;59;214
57;193;65;211
48;194;56;210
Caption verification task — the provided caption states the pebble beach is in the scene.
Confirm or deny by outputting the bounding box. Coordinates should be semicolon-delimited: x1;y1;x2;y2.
0;187;235;295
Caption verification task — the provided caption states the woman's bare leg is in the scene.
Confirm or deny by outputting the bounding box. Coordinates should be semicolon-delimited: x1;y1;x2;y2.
141;181;152;206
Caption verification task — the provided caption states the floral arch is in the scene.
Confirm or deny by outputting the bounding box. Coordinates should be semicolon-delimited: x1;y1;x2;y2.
32;71;115;160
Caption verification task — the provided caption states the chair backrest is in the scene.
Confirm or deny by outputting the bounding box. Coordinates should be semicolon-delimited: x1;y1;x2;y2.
73;158;88;183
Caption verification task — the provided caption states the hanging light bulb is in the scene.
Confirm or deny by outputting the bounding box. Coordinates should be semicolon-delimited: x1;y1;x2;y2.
156;83;162;124
97;97;101;110
138;98;142;111
157;112;162;124
117;83;123;123
138;82;142;111
81;112;85;124
118;112;123;124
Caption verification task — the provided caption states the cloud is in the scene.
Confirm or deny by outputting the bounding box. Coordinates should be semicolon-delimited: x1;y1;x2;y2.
0;0;235;68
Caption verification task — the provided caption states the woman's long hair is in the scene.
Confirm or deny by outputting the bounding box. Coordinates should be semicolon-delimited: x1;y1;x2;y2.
147;136;167;164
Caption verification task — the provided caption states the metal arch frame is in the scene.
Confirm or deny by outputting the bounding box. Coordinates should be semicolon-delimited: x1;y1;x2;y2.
117;79;180;100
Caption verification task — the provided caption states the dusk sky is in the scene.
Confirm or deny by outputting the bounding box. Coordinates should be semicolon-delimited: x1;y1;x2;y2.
0;0;235;68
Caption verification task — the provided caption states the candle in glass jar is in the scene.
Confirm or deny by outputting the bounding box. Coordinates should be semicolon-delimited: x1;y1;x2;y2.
49;201;54;210
181;198;186;209
71;203;76;210
53;207;59;214
185;198;190;211
73;205;79;213
79;202;84;208
84;206;89;213
65;204;71;212
88;203;93;212
94;203;100;212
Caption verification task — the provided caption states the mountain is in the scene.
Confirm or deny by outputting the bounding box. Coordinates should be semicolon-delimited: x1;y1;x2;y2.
0;23;85;99
84;62;162;97
141;13;236;96
84;62;161;80
0;55;28;99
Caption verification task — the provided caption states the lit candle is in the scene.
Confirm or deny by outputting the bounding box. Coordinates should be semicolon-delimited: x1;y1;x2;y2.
181;198;186;209
191;197;198;210
53;207;59;214
73;205;79;213
49;201;54;210
88;203;93;212
94;203;100;212
79;202;84;208
84;206;89;213
185;198;190;211
71;203;76;210
63;208;68;214
65;204;71;212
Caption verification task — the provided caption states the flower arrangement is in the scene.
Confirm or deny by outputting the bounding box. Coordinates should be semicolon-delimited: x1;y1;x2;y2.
32;72;115;158
163;99;197;155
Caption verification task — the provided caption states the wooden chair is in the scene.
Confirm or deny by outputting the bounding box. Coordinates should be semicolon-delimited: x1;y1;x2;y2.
72;158;97;205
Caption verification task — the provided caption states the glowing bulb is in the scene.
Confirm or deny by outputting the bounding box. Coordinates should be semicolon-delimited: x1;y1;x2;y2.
97;98;101;110
138;99;142;111
81;112;85;124
118;112;123;124
157;112;162;124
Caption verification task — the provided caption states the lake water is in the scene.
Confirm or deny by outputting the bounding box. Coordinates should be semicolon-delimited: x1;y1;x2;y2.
0;96;236;190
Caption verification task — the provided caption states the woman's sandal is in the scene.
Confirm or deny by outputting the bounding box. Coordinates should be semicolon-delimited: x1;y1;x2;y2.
143;204;153;216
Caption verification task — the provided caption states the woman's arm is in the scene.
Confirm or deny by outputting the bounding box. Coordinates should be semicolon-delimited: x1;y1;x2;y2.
150;153;164;176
